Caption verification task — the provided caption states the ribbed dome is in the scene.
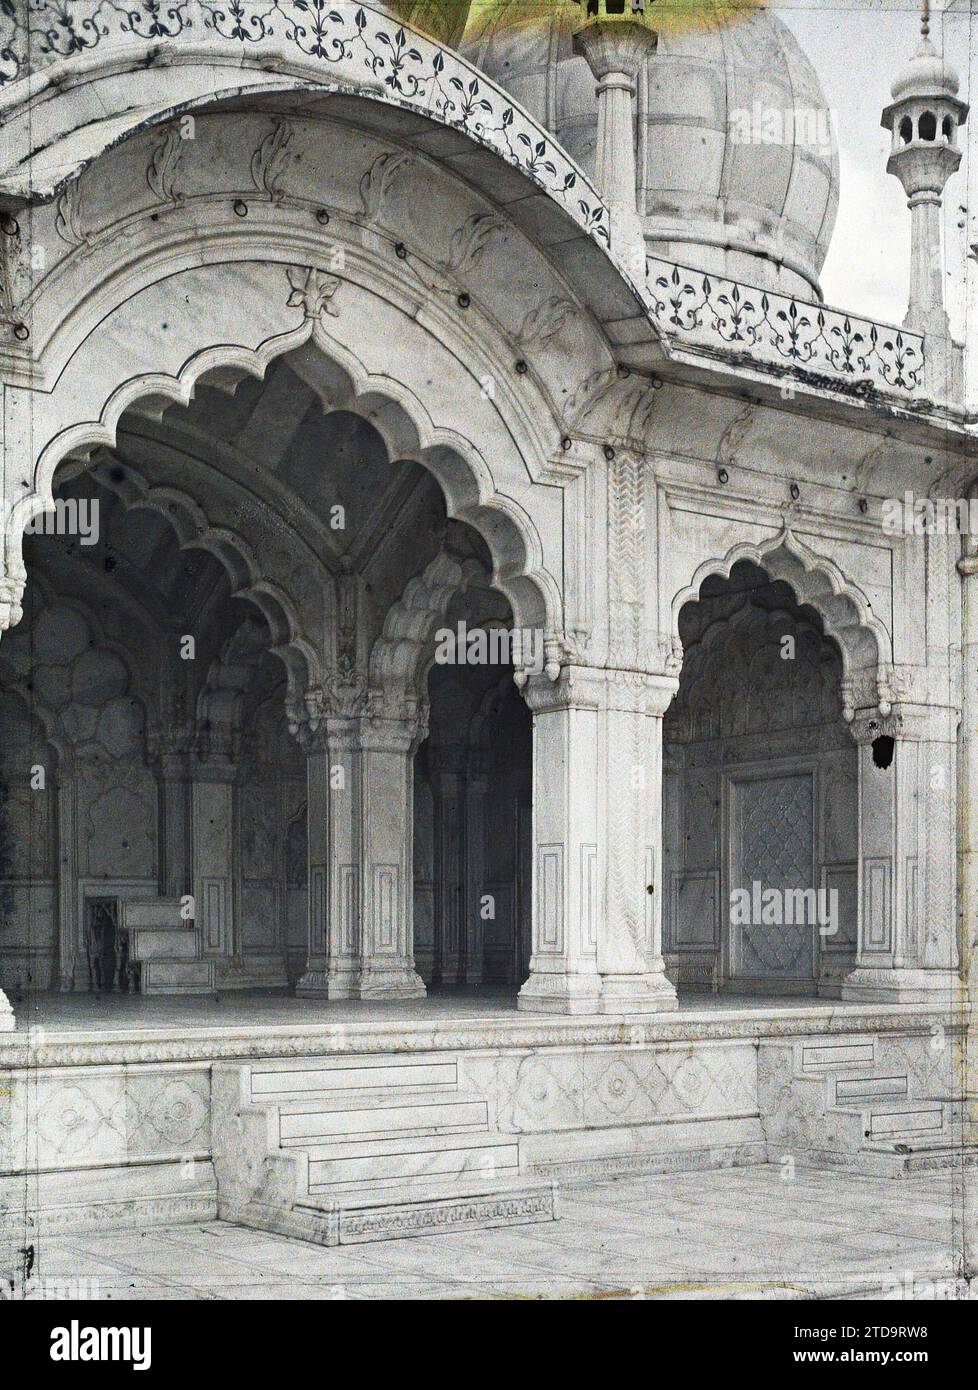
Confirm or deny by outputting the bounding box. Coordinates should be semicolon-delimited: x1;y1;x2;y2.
388;1;472;46
462;0;840;297
890;37;961;102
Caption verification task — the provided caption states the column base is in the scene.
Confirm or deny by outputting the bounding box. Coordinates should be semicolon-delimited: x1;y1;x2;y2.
296;965;426;1000
517;970;602;1015
595;971;679;1015
841;967;963;1005
295;967;359;1000
0;988;13;1032
356;966;426;1001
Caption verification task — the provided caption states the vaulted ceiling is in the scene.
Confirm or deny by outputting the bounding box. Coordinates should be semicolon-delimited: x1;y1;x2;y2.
23;356;510;731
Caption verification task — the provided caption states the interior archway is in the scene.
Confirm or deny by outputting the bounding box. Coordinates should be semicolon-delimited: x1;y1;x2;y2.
662;560;859;997
415;616;533;993
0;345;538;1001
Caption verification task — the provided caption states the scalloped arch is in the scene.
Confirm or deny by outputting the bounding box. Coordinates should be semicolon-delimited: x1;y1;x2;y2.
0;573;151;764
87;458;322;708
671;527;892;712
12;324;559;639
369;550;490;705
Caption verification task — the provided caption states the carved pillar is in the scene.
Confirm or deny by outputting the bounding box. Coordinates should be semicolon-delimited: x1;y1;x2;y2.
598;669;679;1012
463;755;489;987
431;743;465;986
842;705;959;1002
189;750;237;973
357;713;427;999
153;744;191;900
517;665;679;1015
295;728;336;997
54;754;78;991
0;576;24;1028
517;669;602;1013
296;710;426;1000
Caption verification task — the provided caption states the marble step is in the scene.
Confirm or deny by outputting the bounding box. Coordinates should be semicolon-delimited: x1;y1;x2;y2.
823;1097;954;1151
291;1174;558;1246
857;1133;972;1176
138;959;215;994
277;1093;490;1146
306;1131;521;1190
127;925;199;961
859;1100;948;1141
250;1055;458;1102
830;1072;908;1104
796;1039;878;1074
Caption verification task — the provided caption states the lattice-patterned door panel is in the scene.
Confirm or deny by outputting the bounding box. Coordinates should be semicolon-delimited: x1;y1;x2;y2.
731;774;815;980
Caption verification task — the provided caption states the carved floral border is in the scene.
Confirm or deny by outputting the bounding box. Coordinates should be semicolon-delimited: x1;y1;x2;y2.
0;0;610;245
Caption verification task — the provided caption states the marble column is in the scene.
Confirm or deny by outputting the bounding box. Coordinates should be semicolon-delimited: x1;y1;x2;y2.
431;744;465;986
55;756;78;991
295;728;338;996
0;564;24;1028
463;755;489;987
296;710;425;1000
598;669;679;1013
189;751;237;969
357;713;427;999
517;666;679;1015
842;705;960;1002
154;746;191;900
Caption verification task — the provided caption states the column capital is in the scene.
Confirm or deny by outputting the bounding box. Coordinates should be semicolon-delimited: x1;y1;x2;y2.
521;664;678;717
146;724;194;771
571;9;659;84
428;740;468;776
358;712;426;755
292;685;428;754
848;701;957;746
187;749;238;782
0;575;25;635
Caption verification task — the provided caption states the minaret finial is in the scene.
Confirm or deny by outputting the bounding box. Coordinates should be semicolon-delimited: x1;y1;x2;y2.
921;0;930;40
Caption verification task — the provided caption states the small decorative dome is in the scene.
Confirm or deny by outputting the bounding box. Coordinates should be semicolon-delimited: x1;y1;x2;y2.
462;0;840;297
388;0;472;46
890;37;961;103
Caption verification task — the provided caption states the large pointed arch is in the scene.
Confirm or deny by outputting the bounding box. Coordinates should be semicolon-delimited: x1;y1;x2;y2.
84;454;322;714
8;317;560;653
671;526;893;720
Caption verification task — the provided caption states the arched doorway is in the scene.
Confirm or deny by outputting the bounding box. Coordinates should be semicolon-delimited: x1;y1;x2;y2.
0;346;541;1003
663;560;859;995
415;657;533;992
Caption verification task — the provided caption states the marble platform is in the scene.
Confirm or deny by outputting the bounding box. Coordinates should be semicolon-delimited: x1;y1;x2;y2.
0;989;970;1251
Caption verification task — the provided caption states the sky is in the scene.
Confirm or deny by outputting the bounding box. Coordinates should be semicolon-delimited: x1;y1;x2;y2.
775;0;974;373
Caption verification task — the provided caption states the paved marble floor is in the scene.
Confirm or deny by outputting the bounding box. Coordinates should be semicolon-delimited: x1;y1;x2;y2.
21;1165;966;1300
7;986;896;1034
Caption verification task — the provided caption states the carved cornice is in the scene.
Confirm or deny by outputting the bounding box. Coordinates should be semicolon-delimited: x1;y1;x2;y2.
0;1005;965;1070
291;697;428;756
848;700;959;746
0;576;25;633
522;664;679;717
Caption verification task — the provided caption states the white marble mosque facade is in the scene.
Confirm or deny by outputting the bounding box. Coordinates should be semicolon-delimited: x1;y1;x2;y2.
0;0;975;1256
